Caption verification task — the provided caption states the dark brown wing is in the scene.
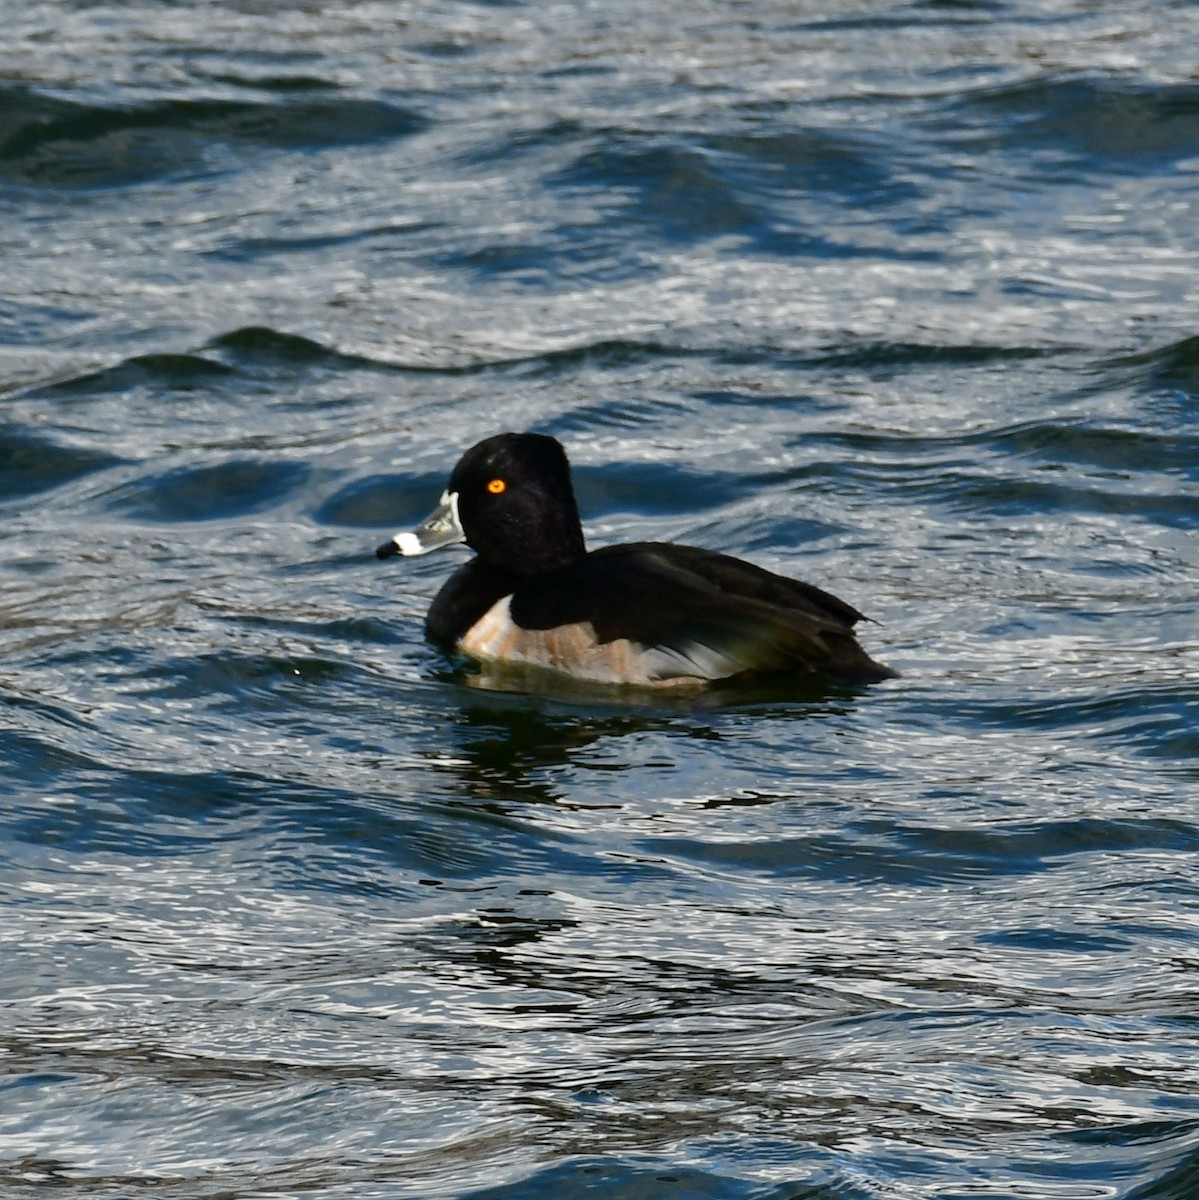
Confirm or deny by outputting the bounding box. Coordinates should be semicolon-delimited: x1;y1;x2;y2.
510;543;895;683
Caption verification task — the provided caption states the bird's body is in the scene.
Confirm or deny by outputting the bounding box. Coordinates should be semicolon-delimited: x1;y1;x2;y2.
377;433;895;689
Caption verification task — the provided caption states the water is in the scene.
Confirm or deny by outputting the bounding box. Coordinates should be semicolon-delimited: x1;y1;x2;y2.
3;2;1199;1197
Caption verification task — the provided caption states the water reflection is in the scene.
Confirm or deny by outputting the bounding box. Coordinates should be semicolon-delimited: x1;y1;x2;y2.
420;659;870;813
5;0;1199;1196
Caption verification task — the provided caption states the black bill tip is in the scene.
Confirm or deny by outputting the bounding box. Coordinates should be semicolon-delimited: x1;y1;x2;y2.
375;539;400;560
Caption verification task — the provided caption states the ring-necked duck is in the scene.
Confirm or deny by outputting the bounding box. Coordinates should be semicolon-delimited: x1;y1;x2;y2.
377;432;896;688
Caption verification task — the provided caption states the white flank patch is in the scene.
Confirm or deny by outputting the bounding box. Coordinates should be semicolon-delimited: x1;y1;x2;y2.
458;596;712;688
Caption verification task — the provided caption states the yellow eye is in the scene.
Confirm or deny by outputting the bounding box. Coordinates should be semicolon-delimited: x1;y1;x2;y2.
487;478;506;494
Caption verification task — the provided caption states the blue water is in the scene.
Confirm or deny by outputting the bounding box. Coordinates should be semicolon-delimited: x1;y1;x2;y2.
3;3;1199;1198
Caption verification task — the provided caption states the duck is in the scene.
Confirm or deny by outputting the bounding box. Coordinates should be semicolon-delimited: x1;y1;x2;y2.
376;432;896;689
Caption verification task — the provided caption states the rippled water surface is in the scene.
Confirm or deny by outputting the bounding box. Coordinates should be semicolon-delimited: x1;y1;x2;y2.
3;3;1199;1197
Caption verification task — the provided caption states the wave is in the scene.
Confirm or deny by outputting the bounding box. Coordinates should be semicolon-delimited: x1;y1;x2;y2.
101;458;311;522
937;74;1199;173
0;428;123;502
0;84;426;189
